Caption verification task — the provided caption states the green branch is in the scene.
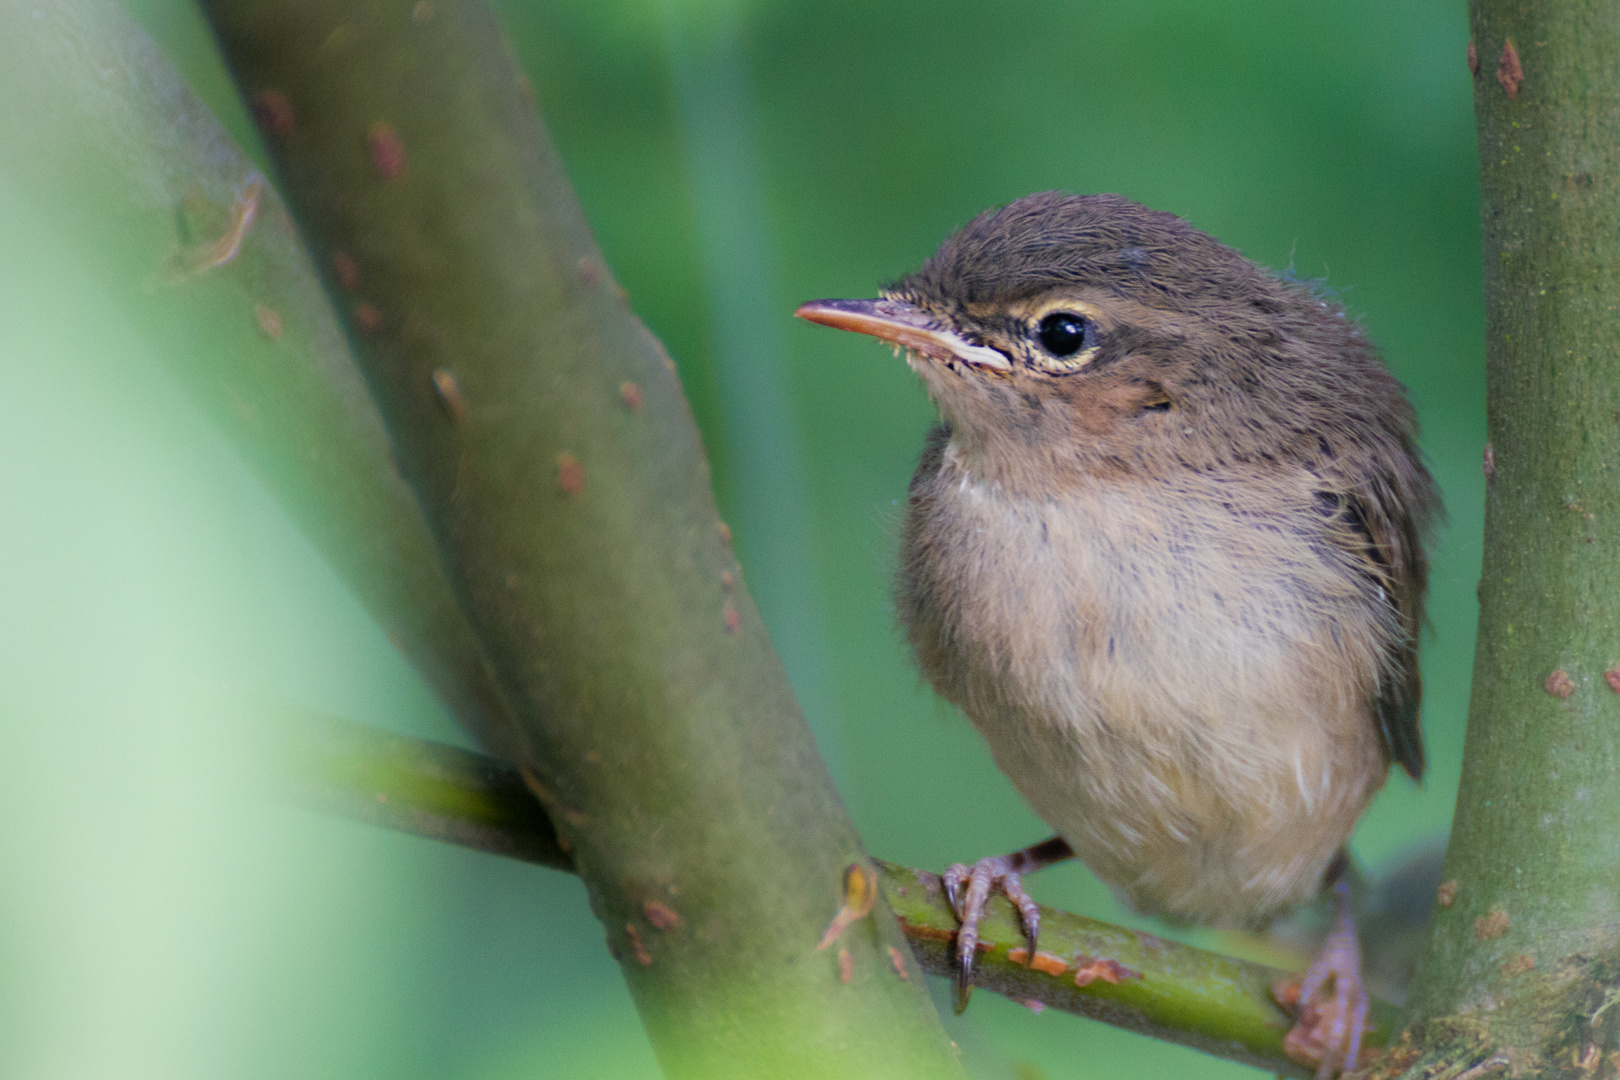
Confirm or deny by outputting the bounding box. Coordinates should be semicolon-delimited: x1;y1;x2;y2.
267;708;1400;1079
197;1;963;1075
1388;2;1620;1076
0;0;525;764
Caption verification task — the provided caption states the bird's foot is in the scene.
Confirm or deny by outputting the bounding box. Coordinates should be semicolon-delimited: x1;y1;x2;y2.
1276;881;1372;1079
943;854;1040;1013
942;836;1072;1014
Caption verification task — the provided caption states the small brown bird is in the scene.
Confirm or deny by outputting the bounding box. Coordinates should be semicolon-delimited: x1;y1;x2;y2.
797;192;1439;1077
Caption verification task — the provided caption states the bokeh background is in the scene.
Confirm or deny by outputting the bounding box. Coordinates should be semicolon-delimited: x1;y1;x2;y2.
0;0;1482;1076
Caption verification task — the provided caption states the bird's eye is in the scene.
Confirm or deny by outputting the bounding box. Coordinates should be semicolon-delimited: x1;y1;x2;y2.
1036;312;1092;357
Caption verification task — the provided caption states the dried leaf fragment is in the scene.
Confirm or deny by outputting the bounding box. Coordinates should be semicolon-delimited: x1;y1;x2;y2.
817;863;877;950
1006;947;1069;976
431;368;468;422
1073;957;1141;987
1282;994;1378;1072
178;180;262;276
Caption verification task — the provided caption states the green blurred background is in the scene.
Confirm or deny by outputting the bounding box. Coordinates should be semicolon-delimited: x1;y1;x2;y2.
0;0;1481;1076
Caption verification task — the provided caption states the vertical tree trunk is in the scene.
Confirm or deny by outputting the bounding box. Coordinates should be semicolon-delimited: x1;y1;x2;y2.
197;1;965;1077
1389;3;1620;1074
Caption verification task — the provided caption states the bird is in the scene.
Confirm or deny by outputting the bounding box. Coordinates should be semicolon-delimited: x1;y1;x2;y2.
795;192;1439;1078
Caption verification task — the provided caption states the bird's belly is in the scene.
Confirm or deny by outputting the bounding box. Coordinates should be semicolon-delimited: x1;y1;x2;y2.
899;464;1389;928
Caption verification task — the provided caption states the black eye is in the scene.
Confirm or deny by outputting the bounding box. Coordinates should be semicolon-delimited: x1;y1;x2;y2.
1036;312;1092;357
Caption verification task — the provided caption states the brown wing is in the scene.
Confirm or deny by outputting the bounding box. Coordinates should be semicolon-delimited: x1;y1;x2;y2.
1316;476;1434;782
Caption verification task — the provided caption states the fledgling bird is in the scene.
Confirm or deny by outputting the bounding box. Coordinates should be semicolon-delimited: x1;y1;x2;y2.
796;192;1439;1078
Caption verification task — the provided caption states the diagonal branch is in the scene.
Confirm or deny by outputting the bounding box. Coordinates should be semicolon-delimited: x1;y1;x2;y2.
198;1;962;1075
267;708;1399;1080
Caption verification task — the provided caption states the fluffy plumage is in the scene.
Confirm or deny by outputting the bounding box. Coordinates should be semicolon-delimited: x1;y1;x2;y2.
797;192;1441;1072
879;193;1438;925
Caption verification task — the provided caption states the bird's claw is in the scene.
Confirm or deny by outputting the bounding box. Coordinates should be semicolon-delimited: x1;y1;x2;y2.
1279;883;1371;1079
942;855;1042;1014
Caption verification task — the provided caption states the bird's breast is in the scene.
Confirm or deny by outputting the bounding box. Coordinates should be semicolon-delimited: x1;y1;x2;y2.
898;438;1391;928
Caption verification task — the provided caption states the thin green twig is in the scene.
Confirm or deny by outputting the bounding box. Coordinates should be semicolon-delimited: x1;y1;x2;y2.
266;709;1397;1079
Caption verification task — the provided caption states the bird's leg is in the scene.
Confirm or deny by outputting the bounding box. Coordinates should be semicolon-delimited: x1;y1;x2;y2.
942;835;1073;1013
1281;877;1372;1079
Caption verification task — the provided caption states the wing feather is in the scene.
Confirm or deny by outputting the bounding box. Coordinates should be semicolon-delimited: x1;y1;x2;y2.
1316;476;1432;782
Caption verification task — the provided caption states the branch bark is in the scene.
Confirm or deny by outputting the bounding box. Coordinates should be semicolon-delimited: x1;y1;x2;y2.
196;1;964;1076
1386;5;1620;1076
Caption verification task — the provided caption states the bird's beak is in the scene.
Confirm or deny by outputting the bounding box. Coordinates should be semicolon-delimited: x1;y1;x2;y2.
794;298;1011;372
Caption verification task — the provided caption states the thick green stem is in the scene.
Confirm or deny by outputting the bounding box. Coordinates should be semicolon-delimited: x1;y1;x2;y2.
197;2;962;1075
1389;3;1620;1075
265;709;1401;1078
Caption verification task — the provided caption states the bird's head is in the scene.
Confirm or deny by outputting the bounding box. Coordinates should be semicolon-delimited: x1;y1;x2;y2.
797;192;1415;493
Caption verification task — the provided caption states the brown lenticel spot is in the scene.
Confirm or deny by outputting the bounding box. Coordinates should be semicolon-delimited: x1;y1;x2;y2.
255;304;283;340
1546;670;1576;698
1476;908;1510;940
642;901;680;931
625;923;652;966
1501;953;1535;976
1498;40;1524;98
251;90;295;138
332;250;359;290
619;380;643;411
557;454;585;496
1437;880;1458;907
367;122;406;180
354;302;383;333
